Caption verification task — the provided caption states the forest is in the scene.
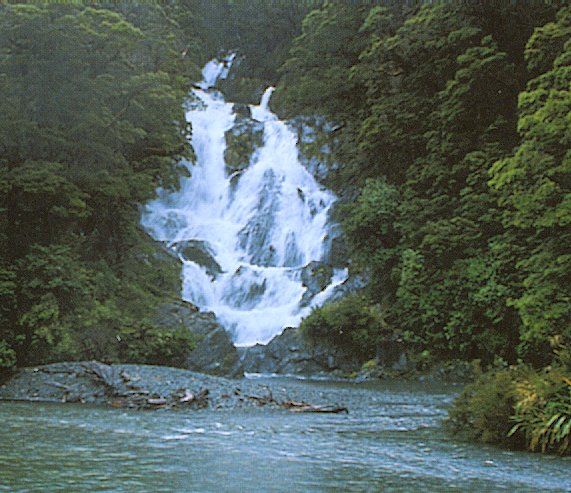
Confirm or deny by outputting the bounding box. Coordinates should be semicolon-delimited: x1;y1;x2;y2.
0;1;569;455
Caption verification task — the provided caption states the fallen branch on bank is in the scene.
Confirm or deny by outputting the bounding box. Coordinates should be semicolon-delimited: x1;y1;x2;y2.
244;390;349;414
282;400;349;414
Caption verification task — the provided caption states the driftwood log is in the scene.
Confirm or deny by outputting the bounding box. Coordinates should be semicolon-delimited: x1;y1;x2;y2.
175;388;209;408
244;388;349;414
282;400;349;414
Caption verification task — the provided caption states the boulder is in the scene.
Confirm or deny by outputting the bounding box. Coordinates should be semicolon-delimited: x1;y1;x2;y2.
153;300;200;328
224;116;264;175
300;261;334;306
187;325;243;378
172;240;222;278
241;327;359;375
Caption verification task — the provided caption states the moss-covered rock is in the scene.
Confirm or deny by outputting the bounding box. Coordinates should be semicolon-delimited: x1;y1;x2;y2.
300;260;334;306
217;76;267;105
224;116;264;175
287;115;343;186
172;239;222;279
233;103;251;118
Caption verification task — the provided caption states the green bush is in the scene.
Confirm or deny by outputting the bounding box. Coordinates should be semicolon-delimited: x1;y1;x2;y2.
447;367;523;446
448;360;571;455
509;365;571;455
300;294;384;361
117;323;196;368
0;340;16;370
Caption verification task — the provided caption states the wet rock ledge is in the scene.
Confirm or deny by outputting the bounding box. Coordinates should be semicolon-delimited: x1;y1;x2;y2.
0;361;347;414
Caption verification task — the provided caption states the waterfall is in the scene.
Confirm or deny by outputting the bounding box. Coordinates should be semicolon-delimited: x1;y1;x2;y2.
142;58;347;346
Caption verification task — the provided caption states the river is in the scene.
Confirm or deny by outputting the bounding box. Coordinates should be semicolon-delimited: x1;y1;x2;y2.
1;377;569;492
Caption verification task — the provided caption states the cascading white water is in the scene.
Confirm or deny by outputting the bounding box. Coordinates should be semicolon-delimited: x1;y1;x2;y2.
142;58;347;346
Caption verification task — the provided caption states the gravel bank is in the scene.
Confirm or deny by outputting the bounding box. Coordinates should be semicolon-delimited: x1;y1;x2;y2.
0;361;348;412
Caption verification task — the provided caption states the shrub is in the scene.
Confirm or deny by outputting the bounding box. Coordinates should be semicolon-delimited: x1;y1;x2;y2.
117;323;196;368
447;367;523;446
0;340;16;370
509;366;571;455
300;294;384;361
448;360;571;455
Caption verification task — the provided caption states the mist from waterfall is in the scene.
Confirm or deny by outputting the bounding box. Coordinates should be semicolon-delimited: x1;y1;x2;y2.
142;58;347;346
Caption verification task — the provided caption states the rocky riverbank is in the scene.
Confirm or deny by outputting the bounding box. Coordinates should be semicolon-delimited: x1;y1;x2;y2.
152;299;476;385
0;361;348;413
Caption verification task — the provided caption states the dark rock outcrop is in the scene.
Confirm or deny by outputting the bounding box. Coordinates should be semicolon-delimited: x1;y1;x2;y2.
241;327;359;375
153;301;243;378
321;222;349;269
300;261;334;306
187;324;243;378
287;115;343;186
301;261;334;294
171;240;222;278
240;325;410;378
224;115;264;175
328;273;368;303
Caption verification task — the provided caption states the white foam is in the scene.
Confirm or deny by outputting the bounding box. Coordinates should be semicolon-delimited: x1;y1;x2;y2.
142;58;347;345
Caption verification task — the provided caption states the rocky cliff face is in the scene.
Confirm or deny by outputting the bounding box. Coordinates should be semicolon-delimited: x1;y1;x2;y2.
240;327;360;375
153;301;244;378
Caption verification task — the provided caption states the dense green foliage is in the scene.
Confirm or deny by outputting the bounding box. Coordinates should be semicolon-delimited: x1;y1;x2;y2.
267;2;570;454
489;7;571;357
300;294;383;361
274;2;370;118
199;0;317;104
448;350;571;455
278;2;569;369
0;3;204;369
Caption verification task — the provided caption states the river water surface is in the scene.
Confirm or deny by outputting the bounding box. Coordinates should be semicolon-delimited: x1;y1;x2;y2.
1;377;569;492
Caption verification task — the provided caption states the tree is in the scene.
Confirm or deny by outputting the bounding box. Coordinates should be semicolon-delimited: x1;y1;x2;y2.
274;1;369;119
489;7;571;359
0;3;200;366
